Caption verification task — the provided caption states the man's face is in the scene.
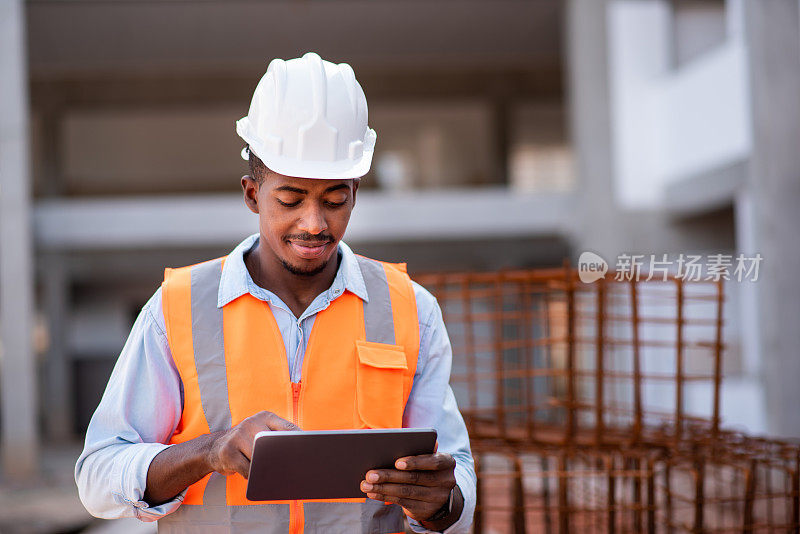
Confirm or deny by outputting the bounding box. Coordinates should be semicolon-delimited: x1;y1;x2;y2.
243;169;358;276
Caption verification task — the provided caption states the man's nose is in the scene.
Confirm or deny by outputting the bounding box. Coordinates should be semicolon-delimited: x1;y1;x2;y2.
296;204;328;236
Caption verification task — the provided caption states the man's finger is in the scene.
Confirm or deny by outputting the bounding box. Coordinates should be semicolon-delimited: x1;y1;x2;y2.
364;492;435;516
364;491;430;506
234;432;254;461
396;453;456;471
361;481;437;501
264;412;301;432
365;469;443;487
232;451;251;480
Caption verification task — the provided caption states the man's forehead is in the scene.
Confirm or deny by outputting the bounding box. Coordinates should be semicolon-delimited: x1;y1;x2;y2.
269;174;354;193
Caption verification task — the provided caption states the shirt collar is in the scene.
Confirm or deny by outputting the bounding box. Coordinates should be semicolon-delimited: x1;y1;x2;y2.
217;233;369;308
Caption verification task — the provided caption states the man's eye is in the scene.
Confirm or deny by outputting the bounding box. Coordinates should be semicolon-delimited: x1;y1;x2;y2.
277;199;301;207
325;200;347;208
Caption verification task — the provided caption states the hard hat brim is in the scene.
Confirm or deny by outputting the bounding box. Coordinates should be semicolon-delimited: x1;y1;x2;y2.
238;122;376;180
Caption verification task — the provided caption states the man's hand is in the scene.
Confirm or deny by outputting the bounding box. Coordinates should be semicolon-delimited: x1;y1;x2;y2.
360;452;463;530
208;411;300;479
144;411;299;506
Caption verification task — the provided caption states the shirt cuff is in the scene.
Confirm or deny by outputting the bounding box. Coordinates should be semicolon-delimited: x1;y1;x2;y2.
112;442;186;522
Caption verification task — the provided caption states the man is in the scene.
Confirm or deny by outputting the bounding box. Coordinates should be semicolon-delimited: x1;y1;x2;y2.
75;52;475;533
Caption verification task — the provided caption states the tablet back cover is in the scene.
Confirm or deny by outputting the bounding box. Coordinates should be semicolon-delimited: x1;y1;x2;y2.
245;428;436;501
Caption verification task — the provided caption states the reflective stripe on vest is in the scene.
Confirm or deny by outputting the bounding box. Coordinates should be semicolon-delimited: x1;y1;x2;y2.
159;254;419;534
357;255;395;345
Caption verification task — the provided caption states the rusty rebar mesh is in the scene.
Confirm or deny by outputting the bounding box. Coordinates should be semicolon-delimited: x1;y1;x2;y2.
654;449;800;533
412;268;799;533
471;441;800;534
414;268;725;448
656;427;800;533
472;445;662;534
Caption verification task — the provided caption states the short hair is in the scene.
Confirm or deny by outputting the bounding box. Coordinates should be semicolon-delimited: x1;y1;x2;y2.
246;145;360;187
246;146;267;184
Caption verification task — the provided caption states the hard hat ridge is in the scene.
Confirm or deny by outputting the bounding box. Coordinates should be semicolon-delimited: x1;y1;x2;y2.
297;52;338;162
268;58;287;117
236;52;376;180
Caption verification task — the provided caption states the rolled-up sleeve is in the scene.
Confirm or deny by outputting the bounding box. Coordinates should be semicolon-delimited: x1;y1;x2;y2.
404;283;476;534
75;288;185;521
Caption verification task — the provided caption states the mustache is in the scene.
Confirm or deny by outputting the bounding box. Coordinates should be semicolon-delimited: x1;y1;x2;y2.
285;233;333;243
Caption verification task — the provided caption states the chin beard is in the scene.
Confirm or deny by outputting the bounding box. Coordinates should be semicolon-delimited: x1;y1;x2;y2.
279;257;330;277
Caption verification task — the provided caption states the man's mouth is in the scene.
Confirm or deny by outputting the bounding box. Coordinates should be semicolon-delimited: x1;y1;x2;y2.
288;240;331;259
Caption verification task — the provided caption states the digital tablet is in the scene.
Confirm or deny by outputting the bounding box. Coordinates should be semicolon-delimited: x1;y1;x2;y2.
245;428;437;501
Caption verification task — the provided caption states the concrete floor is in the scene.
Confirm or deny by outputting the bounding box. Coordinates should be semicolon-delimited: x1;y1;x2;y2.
84;518;156;534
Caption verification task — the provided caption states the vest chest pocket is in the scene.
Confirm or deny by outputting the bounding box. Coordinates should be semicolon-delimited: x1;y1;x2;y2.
355;340;408;429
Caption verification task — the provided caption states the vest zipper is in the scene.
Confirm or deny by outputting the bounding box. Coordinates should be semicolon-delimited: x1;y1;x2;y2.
290;381;303;534
291;381;302;425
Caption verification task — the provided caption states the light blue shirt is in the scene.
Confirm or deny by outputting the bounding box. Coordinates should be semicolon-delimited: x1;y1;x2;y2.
75;234;476;533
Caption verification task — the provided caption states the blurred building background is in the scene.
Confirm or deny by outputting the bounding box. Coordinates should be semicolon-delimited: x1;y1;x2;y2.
0;0;799;530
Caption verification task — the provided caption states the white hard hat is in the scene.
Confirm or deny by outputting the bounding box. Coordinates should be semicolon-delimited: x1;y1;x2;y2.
236;52;376;180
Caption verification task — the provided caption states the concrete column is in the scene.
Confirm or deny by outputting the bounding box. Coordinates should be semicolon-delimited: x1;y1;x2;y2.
744;0;800;438
566;0;626;260
0;0;38;477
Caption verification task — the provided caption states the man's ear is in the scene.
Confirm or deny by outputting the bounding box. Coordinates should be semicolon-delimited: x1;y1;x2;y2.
352;178;360;205
242;175;260;214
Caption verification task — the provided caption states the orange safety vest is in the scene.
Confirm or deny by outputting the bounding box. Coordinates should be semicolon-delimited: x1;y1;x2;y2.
157;253;420;534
